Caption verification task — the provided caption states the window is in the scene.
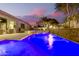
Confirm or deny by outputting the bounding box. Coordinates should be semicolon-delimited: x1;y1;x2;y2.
0;17;7;23
9;21;15;29
21;24;25;29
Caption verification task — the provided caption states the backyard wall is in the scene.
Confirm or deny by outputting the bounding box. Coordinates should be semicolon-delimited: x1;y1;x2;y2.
50;28;79;42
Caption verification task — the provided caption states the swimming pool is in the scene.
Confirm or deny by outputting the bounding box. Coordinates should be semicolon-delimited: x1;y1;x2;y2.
0;32;79;56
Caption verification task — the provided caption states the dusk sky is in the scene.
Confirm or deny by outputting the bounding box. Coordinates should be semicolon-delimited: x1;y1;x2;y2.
0;3;56;16
0;3;65;25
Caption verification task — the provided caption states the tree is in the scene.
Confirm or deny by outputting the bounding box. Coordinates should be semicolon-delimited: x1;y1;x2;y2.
37;17;59;31
55;3;79;28
37;17;59;26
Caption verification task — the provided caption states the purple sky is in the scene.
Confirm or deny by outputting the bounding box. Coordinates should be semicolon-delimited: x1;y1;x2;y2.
0;3;56;16
0;3;65;25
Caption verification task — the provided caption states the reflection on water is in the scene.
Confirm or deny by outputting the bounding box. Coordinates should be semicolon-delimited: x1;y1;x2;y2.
22;32;79;56
0;32;79;56
0;46;6;55
47;34;54;49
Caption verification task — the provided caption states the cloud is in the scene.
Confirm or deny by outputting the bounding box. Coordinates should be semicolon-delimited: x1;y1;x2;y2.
50;11;64;17
48;11;66;23
27;8;46;16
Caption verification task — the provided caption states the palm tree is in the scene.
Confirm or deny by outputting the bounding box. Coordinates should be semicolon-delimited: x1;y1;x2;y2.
55;3;70;28
55;3;79;28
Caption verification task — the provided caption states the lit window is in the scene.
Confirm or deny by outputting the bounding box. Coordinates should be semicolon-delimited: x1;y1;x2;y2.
9;21;14;29
49;25;52;28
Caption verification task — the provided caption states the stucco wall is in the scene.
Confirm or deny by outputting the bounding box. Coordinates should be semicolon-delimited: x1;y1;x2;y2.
0;13;30;34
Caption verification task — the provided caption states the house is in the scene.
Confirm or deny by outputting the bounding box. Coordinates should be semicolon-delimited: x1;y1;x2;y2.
0;10;31;34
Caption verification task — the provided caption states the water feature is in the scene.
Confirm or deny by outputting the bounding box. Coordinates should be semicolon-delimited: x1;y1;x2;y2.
0;32;79;56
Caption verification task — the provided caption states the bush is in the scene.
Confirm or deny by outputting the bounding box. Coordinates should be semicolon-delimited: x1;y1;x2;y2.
50;28;79;42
